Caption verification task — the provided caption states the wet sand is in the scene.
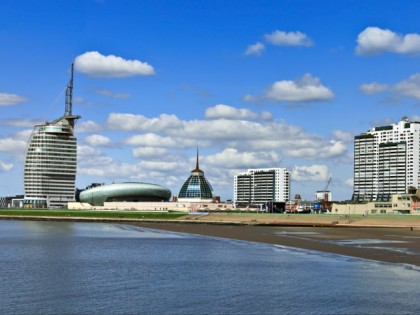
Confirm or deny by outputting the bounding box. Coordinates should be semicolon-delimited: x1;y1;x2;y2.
132;213;420;266
2;213;420;266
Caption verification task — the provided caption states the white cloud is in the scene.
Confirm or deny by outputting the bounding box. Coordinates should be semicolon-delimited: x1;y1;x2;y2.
361;73;420;100
124;133;180;147
107;113;183;131
360;82;389;95
77;145;102;157
264;30;313;47
132;147;167;158
254;74;333;102
205;104;272;121
74;51;155;77
96;89;130;99
85;135;112;147
0;160;13;172
284;141;346;159
356;27;420;55
332;130;354;143
204;148;280;168
0;93;28;106
107;112;347;160
245;42;265;56
292;165;330;181
0;137;28;153
393;73;420;99
77;120;102;133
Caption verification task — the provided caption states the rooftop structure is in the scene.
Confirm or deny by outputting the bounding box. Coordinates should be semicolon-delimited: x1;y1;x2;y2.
23;64;81;209
177;150;214;202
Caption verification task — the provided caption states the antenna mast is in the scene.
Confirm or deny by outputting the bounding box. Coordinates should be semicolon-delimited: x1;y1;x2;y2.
65;63;74;116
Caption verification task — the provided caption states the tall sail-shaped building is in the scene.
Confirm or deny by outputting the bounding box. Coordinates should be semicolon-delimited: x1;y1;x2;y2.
24;64;81;209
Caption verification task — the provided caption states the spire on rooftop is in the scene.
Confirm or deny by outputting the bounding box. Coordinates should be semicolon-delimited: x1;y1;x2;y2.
192;147;203;173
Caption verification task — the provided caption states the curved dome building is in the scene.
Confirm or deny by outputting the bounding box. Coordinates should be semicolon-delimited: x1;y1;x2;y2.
177;150;214;202
79;182;172;206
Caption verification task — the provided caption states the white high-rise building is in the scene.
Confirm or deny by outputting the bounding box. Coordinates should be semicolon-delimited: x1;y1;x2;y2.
234;168;290;208
23;64;81;209
353;116;420;202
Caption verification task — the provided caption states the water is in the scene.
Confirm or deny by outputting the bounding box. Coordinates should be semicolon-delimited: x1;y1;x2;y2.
0;220;419;315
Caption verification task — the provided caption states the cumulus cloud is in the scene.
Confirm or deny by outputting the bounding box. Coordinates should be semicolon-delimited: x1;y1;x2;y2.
96;89;130;99
204;148;280;168
360;82;389;95
264;30;313;47
332;130;354;143
361;73;420;100
247;74;333;103
291;165;330;181
0;160;13;172
205;104;272;121
0;137;28;153
356;27;420;55
245;42;265;56
132;147;167;158
108;112;347;160
0;118;43;128
393;73;420;99
74;51;155;77
124;133;179;148
285;140;346;159
107;113;183;131
72;108;351;199
0;93;28;106
85;135;112;147
77;120;102;133
77;145;102;157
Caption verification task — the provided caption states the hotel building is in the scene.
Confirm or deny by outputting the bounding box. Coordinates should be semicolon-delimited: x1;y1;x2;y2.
23;64;81;208
353;116;420;202
234;168;290;208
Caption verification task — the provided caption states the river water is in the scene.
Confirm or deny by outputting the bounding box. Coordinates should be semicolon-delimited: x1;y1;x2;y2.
0;220;418;314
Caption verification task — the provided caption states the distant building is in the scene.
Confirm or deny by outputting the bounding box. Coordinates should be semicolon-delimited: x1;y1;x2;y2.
177;150;215;203
353;117;420;202
233;168;290;208
78;182;172;206
23;64;81;209
333;191;420;215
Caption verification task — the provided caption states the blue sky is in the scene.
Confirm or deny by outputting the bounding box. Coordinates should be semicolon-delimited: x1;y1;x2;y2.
1;0;420;201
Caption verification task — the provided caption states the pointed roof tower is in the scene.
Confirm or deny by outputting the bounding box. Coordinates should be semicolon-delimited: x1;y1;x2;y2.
178;148;214;202
191;148;203;174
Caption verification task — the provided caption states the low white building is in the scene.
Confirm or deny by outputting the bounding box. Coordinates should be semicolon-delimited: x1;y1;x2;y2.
332;192;420;215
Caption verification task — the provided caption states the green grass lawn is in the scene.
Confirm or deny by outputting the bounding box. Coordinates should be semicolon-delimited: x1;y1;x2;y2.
0;209;186;219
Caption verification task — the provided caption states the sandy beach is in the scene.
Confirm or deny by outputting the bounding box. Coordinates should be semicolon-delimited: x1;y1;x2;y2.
2;213;420;266
132;213;420;266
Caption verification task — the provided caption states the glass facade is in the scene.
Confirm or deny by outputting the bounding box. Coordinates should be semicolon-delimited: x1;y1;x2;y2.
178;173;214;199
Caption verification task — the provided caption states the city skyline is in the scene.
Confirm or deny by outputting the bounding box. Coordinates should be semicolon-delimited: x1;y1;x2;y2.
1;0;420;201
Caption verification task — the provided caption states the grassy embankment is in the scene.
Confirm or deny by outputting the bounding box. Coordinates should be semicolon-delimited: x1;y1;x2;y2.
0;209;186;220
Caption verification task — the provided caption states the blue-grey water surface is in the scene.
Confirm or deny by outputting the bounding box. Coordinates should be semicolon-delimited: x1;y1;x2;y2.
0;220;419;315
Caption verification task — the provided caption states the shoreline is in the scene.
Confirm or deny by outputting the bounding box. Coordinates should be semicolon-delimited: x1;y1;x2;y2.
1;213;420;266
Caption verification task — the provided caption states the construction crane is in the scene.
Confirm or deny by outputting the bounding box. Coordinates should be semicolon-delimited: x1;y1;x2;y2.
323;177;332;202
